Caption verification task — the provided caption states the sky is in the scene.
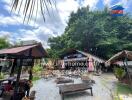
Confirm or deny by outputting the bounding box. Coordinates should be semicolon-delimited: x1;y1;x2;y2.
0;0;132;48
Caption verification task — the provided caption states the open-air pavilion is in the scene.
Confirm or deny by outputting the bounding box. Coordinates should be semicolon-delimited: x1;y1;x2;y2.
0;43;47;100
106;50;132;71
106;50;132;86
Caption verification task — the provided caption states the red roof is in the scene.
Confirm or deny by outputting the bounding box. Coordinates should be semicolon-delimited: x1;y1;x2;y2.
0;44;37;54
0;43;48;58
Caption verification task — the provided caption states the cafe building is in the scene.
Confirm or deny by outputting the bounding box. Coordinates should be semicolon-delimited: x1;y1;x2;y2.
60;49;105;70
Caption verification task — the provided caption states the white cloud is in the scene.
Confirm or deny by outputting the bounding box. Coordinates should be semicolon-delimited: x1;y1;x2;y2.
0;0;100;48
57;0;79;25
103;0;113;6
0;31;11;37
82;0;99;9
0;15;23;26
116;0;132;10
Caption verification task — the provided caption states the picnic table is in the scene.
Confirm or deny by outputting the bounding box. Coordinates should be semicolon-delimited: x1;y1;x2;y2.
67;74;80;78
59;83;93;100
81;75;95;85
55;78;74;84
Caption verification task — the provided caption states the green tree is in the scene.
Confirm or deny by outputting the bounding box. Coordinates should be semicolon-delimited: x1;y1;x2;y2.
48;6;132;59
0;37;10;49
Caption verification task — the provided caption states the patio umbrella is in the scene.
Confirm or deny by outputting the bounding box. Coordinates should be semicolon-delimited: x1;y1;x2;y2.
62;60;65;69
88;57;94;72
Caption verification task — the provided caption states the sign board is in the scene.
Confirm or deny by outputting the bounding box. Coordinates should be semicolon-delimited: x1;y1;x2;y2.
111;5;124;16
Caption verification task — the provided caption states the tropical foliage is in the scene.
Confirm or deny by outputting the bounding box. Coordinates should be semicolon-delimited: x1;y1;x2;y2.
48;7;132;59
0;37;10;49
11;0;56;22
114;67;126;81
33;64;43;74
0;72;4;79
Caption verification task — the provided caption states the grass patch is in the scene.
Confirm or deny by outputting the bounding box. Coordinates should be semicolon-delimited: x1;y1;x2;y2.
101;79;132;100
33;76;40;81
113;82;132;100
117;82;132;95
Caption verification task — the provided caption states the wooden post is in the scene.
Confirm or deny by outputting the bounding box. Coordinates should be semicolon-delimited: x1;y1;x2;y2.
86;58;88;72
13;58;23;100
29;59;34;81
125;58;132;86
10;59;17;76
0;66;2;74
29;67;33;81
28;48;34;81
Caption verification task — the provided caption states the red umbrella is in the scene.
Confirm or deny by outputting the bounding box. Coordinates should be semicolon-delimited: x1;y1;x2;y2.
88;57;94;72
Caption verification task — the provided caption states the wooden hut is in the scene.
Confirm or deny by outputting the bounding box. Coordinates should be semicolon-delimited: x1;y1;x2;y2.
106;50;132;85
0;43;47;99
60;49;105;70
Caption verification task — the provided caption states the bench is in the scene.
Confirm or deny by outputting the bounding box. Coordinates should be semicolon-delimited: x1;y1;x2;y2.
59;83;93;100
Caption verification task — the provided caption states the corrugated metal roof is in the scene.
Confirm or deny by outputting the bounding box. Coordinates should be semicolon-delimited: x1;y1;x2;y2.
0;43;48;58
0;44;37;54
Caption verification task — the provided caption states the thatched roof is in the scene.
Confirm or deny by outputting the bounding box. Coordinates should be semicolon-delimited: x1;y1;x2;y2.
77;50;105;63
61;49;105;63
106;50;132;64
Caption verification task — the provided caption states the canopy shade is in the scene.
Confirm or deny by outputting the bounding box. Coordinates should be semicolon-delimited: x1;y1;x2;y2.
106;50;132;64
0;43;48;59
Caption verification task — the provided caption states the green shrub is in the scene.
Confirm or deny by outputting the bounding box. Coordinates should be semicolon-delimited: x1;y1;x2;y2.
33;64;43;73
114;67;126;81
33;76;40;81
0;72;4;79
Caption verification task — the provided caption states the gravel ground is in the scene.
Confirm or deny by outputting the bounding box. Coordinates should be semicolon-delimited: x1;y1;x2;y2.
31;73;117;100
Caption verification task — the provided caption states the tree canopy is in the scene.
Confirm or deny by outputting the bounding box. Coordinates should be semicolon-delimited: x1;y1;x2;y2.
0;37;10;49
48;7;132;59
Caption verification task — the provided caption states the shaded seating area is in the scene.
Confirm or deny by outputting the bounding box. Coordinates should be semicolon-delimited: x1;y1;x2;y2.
52;70;94;100
59;83;93;100
0;43;47;100
106;50;132;86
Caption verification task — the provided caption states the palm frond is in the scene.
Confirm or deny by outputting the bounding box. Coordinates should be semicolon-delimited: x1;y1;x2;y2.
11;0;56;23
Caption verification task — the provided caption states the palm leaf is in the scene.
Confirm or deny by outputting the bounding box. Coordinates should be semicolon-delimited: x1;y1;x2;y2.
11;0;56;23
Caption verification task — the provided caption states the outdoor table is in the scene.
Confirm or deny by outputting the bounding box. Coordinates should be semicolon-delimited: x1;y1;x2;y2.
81;76;95;85
72;74;80;78
59;83;93;100
55;78;74;84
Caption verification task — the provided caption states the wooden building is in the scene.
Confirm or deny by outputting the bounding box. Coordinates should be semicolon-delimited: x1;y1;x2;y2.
0;43;47;100
60;49;105;70
106;50;132;86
